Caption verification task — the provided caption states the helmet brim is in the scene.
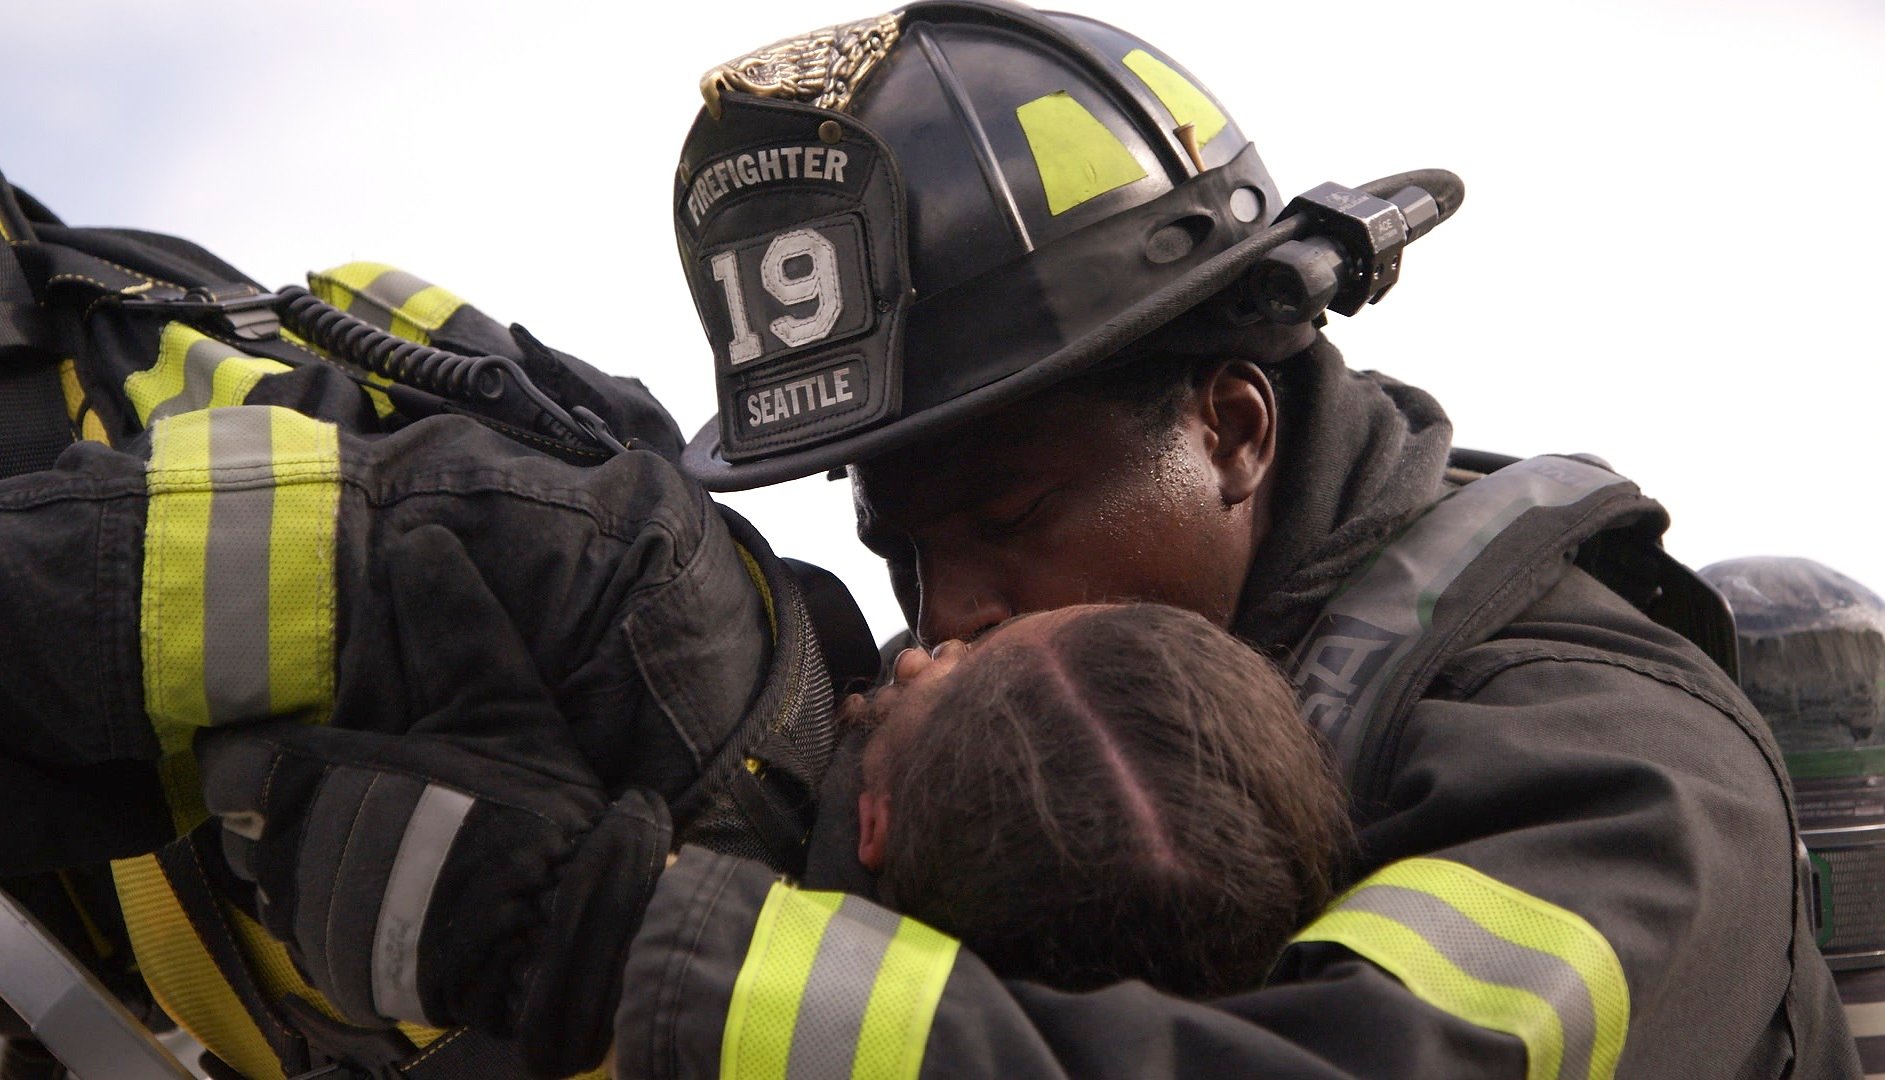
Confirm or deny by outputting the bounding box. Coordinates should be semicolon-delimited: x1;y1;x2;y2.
682;213;1280;491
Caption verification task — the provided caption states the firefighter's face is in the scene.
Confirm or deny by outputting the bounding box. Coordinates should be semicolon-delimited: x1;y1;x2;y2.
851;364;1276;648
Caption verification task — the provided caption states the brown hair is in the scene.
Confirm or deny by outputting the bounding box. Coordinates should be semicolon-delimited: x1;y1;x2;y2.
873;603;1349;997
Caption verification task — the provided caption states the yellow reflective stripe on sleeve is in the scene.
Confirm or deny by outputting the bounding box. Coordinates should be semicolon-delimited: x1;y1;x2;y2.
723;885;959;1080
142;407;340;756
308;261;398;313
724;885;844;1079
387;284;463;342
852;913;958;1080
143;410;213;743
125;323;292;428
264;407;341;713
1121;49;1227;146
307;263;466;344
1015;92;1148;215
1290;857;1628;1080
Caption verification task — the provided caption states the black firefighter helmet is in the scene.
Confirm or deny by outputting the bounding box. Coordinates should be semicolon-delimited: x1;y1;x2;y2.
674;0;1451;490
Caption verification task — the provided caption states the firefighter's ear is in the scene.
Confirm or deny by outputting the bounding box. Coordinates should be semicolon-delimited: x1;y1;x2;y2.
1194;361;1277;508
857;789;890;873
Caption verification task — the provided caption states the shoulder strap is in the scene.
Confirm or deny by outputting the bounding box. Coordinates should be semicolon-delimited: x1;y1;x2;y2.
1288;454;1662;807
0;177;74;480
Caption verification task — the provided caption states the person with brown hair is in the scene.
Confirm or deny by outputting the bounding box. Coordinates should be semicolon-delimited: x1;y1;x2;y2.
850;603;1349;998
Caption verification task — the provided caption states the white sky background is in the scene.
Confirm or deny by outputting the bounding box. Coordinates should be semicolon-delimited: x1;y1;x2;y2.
3;0;1881;643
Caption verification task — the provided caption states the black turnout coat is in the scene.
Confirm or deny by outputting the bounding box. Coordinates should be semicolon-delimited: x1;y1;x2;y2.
609;338;1859;1080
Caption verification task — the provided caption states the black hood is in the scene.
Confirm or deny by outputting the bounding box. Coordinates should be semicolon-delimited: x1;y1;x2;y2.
1232;335;1454;652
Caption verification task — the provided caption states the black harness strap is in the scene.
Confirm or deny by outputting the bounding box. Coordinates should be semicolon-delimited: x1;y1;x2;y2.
1289;455;1696;808
0;358;72;481
153;832;316;1075
158;830;551;1080
0;182;72;480
392;1026;538;1080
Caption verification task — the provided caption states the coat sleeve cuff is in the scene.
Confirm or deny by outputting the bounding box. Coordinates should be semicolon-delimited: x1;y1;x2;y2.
613;846;778;1080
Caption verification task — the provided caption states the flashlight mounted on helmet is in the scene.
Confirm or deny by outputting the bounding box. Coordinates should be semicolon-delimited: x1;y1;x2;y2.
674;0;1463;491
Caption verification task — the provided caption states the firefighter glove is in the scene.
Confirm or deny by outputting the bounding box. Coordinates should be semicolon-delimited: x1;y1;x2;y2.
198;525;670;1076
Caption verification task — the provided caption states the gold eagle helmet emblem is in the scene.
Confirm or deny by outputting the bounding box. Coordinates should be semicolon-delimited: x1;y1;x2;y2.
701;12;904;119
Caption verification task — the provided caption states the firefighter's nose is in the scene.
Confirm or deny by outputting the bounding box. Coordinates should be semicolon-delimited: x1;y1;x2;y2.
915;562;1010;648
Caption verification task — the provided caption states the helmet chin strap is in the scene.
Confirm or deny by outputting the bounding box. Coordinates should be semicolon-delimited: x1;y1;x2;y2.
1245;320;1323;364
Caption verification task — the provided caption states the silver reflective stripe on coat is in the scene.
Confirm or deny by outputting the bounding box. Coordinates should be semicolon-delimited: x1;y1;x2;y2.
722;882;960;1080
354;269;434;312
784;896;905;1080
1343;884;1601;1080
1290;456;1628;780
339;268;435;332
1289;857;1630;1080
199;408;276;723
371;784;476;1024
148;334;240;424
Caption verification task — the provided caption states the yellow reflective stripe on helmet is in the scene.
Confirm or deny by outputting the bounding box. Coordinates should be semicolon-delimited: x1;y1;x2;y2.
1015;91;1149;215
1290;857;1628;1080
723;885;959;1080
142;406;339;754
125;323;292;428
1121;49;1227;146
307;263;466;344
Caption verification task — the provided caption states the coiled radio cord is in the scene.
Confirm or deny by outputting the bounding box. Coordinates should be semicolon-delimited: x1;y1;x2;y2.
274;285;629;456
